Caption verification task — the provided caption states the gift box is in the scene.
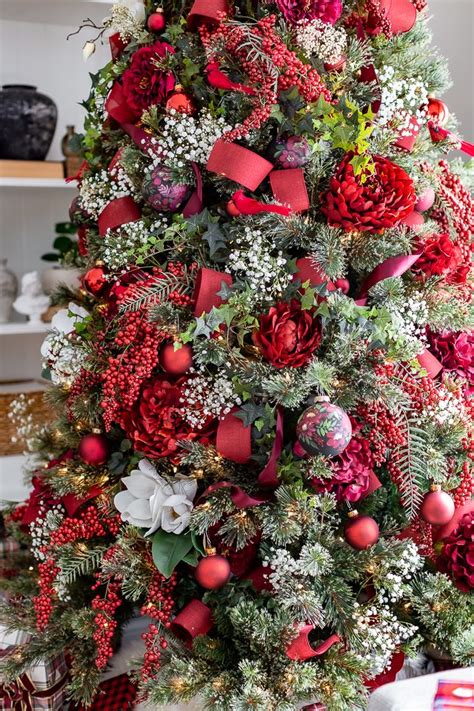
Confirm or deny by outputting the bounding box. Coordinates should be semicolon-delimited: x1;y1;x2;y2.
0;648;69;710
433;680;474;709
0;626;31;651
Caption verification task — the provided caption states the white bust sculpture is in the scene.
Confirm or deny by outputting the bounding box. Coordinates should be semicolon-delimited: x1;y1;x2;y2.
13;271;50;324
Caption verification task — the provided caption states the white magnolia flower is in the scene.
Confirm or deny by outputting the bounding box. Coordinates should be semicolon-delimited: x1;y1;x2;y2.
51;302;89;336
41;303;89;385
82;41;96;62
114;459;197;536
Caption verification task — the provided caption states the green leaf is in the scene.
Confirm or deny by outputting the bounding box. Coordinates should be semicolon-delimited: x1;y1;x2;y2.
41;253;60;262
182;549;200;567
151;530;193;578
191;531;206;555
53;236;74;252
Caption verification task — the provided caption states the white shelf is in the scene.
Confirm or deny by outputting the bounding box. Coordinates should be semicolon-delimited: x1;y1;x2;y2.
0;177;76;188
0;0;113;26
0;455;32;507
0;322;48;335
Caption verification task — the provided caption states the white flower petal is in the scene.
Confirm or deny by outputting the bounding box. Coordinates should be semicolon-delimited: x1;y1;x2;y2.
114;490;135;514
126;498;152;522
172;478;198;502
123;472;156;499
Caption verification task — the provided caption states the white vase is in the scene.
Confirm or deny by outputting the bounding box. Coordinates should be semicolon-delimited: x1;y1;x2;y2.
41;266;82;295
0;257;18;323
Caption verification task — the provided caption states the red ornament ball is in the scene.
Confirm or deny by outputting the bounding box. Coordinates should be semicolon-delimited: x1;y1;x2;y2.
195;554;231;590
334;278;350;294
324;56;347;73
345;513;379;550
427;98;450;127
159;342;193;376
420;488;455;526
147;9;166;32
401;210;424;231
83;265;107;297
78;433;109;466
165;85;195;115
296;398;352;457
415;187;435;213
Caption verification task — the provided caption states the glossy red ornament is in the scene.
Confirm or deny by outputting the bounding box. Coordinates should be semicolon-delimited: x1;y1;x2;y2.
415;187;435;213
165;85;195;115
226;199;241;217
78;433;109;466
324;56;346;73
159;342;193;375
195;553;231;590
83;264;107;296
345;512;379;550
420;487;455;526
334;278;350;294
427;98;450;127
147;9;166;32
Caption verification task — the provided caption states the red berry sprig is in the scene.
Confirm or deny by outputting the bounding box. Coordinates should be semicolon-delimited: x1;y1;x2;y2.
33;558;60;631
139;569;177;683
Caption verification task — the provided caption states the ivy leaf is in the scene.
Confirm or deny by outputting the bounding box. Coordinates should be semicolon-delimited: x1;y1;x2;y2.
234;402;266;427
202;223;227;256
151;530;193;578
301;286;316;310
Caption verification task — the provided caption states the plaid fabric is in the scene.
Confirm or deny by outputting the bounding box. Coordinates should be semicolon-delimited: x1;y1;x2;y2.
0;650;69;710
0;626;31;651
0;539;20;560
73;674;138;711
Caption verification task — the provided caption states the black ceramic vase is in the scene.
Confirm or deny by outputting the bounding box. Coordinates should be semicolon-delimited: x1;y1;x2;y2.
0;85;57;160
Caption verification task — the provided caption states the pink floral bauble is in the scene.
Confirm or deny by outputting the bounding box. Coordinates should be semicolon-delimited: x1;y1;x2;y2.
270;135;310;169
142;165;191;212
274;0;343;26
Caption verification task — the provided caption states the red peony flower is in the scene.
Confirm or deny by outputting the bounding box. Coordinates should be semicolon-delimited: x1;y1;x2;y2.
414;233;467;283
123;375;215;460
310;435;375;502
320;153;416;233
252;299;322;368
428;329;474;385
274;0;343;25
437;511;474;592
121;41;175;115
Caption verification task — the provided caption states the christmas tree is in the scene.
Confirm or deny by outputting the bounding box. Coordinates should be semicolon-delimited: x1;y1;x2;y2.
1;0;473;708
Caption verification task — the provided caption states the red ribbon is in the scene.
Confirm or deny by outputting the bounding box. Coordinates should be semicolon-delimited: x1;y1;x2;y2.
356;252;422;305
244;565;273;591
231;190;291;217
105;82;138;125
188;0;229;28
120;122;156;153
109;32;129;61
269;168;310;213
98;196;141;237
206;62;256;96
286;627;341;661
170;599;214;647
294;256;336;291
258;408;284;488
428;122;474;157
202;481;271;509
193;267;233;316
1;668;69;711
363;471;382;498
416;348;443;378
394;116;420;152
183;162;203;218
356;21;380;113
207;139;273;192
216;409;252;464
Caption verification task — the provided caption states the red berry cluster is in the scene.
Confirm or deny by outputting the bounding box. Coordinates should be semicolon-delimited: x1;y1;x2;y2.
453;461;474;507
33;558;60;630
200;15;330;141
411;0;427;10
357;400;406;466
344;2;392;37
139;570;177;683
66;368;102;421
49;506;107;547
430;161;474;261
91;578;123;670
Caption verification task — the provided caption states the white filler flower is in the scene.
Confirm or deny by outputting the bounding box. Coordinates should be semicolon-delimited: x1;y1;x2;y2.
114;459;197;536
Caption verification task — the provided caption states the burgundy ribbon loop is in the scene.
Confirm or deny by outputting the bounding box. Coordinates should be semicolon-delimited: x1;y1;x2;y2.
286;627;341;661
170;600;214;647
232;190;291;217
188;0;229;28
294;256;335;291
216;409;252;464
193;267;233;316
258;408;284;488
394;116;420;152
109;32;129;61
105;82;138;125
207;139;273;191
183;162;204;218
269;168;310;213
416;349;443;378
98;196;141;237
202;481;271;509
357;252;422;304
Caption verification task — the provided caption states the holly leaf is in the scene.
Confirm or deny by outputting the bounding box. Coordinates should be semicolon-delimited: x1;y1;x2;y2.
151;530;193;578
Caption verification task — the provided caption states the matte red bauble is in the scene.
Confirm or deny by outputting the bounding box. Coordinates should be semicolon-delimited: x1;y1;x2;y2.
147;10;166;32
334;278;350;294
83;265;107;297
78;433;109;466
296;398;352;457
195;553;231;590
165;85;195;115
159;342;193;375
402;211;424;231
415;187;435;213
226;200;241;217
427;98;449;127
345;513;379;550
420;487;455;526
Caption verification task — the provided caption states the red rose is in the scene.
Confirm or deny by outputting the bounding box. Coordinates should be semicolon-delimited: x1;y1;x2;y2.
123;375;215;459
252;300;322;368
428;329;474;384
321;153;416;233
122;41;175;115
437;512;474;592
274;0;343;25
414;233;467;283
310;435;374;503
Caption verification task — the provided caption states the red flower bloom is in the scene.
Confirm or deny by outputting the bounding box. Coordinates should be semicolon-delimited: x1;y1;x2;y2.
428;329;474;385
414;233;467;283
252;300;322;368
438;512;474;592
123;376;215;459
310;435;375;503
274;0;343;25
321;154;416;233
122;41;175;114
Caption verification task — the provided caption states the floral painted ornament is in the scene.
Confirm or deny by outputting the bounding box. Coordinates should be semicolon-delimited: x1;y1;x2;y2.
296;397;352;456
142;164;192;212
114;459;197;535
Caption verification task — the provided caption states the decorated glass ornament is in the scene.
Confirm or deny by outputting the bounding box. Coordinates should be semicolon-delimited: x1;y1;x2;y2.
420;485;455;526
194;549;231;590
427;97;450;127
415;187;435;213
142;165;191;212
344;511;379;550
269;135;310;169
296;397;352;457
165;84;195;115
159;342;193;375
83;263;107;297
78;432;109;466
147;8;166;32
